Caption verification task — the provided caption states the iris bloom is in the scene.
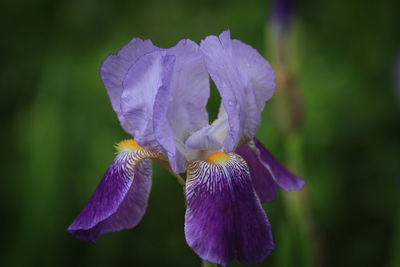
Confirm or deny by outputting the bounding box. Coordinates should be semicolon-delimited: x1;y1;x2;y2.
68;30;305;266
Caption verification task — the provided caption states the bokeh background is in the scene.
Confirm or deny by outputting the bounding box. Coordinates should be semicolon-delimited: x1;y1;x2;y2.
1;0;399;266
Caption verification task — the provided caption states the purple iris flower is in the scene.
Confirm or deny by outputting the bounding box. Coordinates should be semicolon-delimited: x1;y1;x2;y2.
270;0;295;34
68;30;305;266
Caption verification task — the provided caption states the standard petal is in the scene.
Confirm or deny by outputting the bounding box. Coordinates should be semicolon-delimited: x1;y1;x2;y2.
252;138;305;192
68;140;164;242
231;39;275;114
236;142;279;202
100;38;159;133
166;39;210;136
184;125;223;150
200;30;275;150
185;152;273;266
120;51;175;150
153;39;210;173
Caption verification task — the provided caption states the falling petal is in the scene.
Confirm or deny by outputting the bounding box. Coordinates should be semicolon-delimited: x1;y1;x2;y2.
236;142;279;202
68;140;164;242
185;152;273;266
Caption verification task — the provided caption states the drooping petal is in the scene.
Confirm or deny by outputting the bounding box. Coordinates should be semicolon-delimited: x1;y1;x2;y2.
236;138;305;201
253;138;305;191
236;142;279;202
199;30;275;151
68;140;164;242
153;39;210;173
185;152;273;266
100;38;159;133
120;51;176;150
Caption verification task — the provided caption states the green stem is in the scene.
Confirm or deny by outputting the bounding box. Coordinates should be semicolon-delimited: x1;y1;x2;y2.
172;172;186;186
265;19;319;267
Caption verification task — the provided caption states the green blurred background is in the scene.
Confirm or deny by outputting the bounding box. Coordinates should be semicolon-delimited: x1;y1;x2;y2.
1;0;399;266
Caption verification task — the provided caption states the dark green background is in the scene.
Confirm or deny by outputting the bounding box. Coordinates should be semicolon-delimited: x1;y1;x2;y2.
1;0;399;266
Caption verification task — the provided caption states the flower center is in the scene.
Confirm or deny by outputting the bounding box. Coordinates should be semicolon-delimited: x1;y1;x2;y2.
116;139;142;152
205;152;230;165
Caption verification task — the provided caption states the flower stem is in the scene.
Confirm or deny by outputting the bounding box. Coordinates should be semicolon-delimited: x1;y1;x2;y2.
172;173;186;186
265;14;322;267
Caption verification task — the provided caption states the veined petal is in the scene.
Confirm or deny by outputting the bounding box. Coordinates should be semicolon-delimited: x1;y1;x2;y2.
100;38;159;133
185;152;273;266
68;140;165;242
199;30;275;150
236;138;305;202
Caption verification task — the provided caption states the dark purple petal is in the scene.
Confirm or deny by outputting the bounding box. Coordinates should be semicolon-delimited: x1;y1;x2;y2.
253;138;305;192
185;153;273;266
100;38;159;133
236;142;279;202
199;30;275;151
68;141;156;242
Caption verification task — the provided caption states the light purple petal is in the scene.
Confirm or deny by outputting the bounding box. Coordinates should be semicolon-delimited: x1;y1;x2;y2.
185;105;227;151
253;138;305;192
120;51;175;150
153;39;210;173
184;125;223;150
185;153;273;266
236;142;279;202
68;148;153;242
199;30;275;151
166;39;210;136
231;39;276;114
100;38;159;133
153;77;187;173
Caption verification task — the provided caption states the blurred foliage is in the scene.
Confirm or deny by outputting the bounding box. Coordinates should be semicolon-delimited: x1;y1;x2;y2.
0;0;399;266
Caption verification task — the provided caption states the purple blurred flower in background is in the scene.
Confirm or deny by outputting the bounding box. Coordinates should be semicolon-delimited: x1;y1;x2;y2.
395;52;400;101
270;0;295;36
68;30;304;266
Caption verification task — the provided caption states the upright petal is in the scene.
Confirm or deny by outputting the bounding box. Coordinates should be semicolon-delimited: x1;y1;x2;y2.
100;38;159;133
68;140;165;242
185;152;273;266
153;39;210;173
199;30;275;151
120;51;175;150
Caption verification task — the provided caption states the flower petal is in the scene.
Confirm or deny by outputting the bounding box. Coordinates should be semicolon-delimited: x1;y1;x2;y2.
100;38;159;133
253;138;305;191
236;142;279;202
237;138;305;199
120;51;175;150
153;39;210;173
185;152;273;266
199;30;275;151
68;140;163;242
